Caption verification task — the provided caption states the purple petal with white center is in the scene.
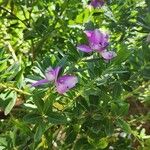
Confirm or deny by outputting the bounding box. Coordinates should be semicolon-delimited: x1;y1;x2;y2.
100;51;117;60
56;75;78;94
77;45;93;53
31;79;49;87
45;66;61;81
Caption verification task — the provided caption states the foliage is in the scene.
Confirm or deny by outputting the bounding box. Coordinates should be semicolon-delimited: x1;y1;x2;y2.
0;0;150;149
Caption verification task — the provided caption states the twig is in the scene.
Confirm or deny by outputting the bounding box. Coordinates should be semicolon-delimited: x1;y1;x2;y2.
0;83;31;96
5;41;18;61
122;81;150;99
0;6;29;27
19;5;30;27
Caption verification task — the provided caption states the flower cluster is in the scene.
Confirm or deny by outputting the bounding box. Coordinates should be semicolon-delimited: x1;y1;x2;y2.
32;67;78;94
77;29;116;60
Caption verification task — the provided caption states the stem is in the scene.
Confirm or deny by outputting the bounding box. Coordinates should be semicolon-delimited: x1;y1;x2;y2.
31;39;35;62
5;41;18;61
19;5;30;27
45;129;53;149
0;83;31;96
0;6;29;27
122;81;150;99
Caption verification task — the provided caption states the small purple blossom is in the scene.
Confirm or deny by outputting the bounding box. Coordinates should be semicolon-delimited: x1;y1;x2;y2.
31;66;61;87
90;0;105;8
77;29;116;60
56;75;78;94
45;66;61;81
101;50;117;60
31;67;78;94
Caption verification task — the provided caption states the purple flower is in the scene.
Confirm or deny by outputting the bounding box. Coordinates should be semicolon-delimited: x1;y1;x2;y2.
100;50;117;60
90;0;105;8
56;75;78;94
31;67;61;87
31;67;78;94
77;29;116;60
45;66;61;82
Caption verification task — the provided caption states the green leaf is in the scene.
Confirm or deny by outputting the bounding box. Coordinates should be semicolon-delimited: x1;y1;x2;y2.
97;137;109;149
5;62;20;81
111;102;129;116
104;120;114;136
48;112;68;124
4;91;17;115
23;113;43;124
103;6;117;22
112;82;122;100
57;55;68;67
34;124;44;142
32;90;45;113
0;61;7;73
74;137;94;150
65;127;77;145
77;96;89;111
112;44;131;65
15;68;25;88
43;99;53;114
116;119;132;134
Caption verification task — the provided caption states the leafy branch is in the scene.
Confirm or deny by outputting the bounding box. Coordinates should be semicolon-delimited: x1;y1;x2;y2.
0;83;31;96
0;6;29;27
123;81;150;99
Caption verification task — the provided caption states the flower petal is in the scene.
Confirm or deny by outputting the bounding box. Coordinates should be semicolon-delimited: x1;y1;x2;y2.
90;29;103;44
54;67;61;81
90;0;104;8
31;79;49;87
84;30;94;38
45;66;61;81
77;45;93;52
56;75;78;94
100;51;117;60
87;29;109;51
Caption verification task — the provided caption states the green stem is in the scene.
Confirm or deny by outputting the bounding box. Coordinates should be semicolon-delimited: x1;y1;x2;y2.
122;81;150;99
0;6;29;27
0;83;31;96
5;41;18;61
45;129;53;149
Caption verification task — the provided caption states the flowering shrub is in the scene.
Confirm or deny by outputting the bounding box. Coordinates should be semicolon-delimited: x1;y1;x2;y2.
0;0;150;149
